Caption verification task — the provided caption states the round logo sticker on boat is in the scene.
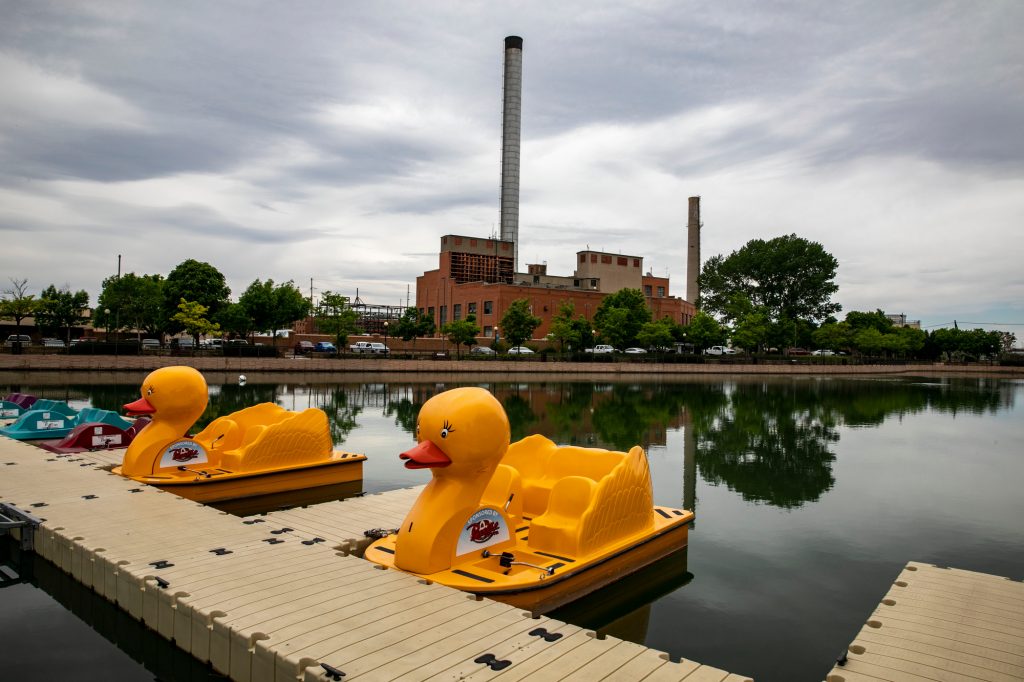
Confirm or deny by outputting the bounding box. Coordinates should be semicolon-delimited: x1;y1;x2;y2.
159;439;208;468
456;507;510;556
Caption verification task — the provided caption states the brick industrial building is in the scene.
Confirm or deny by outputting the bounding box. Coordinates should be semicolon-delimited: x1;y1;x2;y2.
413;36;699;343
415;235;696;341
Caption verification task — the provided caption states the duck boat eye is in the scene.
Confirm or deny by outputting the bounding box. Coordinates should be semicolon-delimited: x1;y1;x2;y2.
441;420;455;438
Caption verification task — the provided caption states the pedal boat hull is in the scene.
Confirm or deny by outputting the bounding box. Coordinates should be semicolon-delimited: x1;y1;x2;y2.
113;451;365;503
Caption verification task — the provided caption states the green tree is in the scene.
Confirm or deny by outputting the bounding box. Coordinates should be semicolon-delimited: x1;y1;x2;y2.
442;315;481;359
698;234;840;324
499;299;541;348
163;260;230;334
853;327;886;356
732;307;772;352
636;317;676;352
683;311;726;352
394;307;435;352
272;281;311;342
216;302;254;340
593;288;651;349
812;321;853;353
171;299;220;345
547;301;590;354
239;279;311;346
1;278;37;336
316;292;360;351
96;273;166;339
845;310;894;334
36;285;90;344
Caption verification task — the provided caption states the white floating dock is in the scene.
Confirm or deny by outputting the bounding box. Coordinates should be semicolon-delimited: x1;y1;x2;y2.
828;561;1024;682
0;435;751;681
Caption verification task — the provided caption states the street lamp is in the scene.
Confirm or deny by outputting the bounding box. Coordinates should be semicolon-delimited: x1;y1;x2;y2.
383;321;389;356
104;308;111;341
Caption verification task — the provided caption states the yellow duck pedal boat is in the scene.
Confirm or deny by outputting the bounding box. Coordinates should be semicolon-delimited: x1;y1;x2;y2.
113;366;365;503
365;387;694;614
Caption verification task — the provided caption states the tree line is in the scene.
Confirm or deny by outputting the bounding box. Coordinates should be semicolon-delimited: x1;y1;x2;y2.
1;260;311;345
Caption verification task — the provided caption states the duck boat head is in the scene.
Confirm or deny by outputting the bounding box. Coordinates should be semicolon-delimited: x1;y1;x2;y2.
394;387;513;575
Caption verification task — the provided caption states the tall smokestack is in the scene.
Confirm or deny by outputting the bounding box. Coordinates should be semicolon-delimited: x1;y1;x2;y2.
500;35;523;272
686;196;701;304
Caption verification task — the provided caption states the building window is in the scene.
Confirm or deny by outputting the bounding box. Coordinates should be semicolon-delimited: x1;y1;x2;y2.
418;307;424;315
533;275;540;283
633;258;640;268
453;304;462;320
590;254;597;263
601;255;612;264
455;237;463;245
428;306;434;320
501;243;510;251
470;239;477;247
644;285;653;297
579;254;586;263
574;279;580;287
483;326;493;337
617;256;627;266
484;300;493;315
657;286;665;297
440;306;447;326
468;302;477;315
591;279;598;288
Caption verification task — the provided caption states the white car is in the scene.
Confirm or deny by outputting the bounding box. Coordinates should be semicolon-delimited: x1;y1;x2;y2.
507;346;534;355
623;347;647;354
41;338;66;348
812;349;835;356
585;345;617;354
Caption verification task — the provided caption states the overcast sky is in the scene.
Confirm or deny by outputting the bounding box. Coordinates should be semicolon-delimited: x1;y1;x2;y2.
2;1;1022;335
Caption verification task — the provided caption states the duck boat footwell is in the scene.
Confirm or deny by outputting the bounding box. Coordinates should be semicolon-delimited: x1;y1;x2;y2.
366;387;694;614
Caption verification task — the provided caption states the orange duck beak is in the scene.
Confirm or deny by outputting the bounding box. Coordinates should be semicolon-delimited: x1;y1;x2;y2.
400;440;451;469
124;397;155;416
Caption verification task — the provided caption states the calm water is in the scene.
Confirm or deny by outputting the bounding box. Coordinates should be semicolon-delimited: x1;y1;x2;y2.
2;372;1022;681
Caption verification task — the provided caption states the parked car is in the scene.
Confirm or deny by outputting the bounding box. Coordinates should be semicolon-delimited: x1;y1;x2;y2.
41;338;66;348
201;338;224;349
704;345;737;355
350;341;389;354
786;347;811;356
170;337;194;349
812;349;835;356
623;347;647;354
314;341;337;353
140;339;161;350
5;334;31;347
294;340;315;355
507;346;534;355
585;345;617;354
225;339;249;346
470;346;496;355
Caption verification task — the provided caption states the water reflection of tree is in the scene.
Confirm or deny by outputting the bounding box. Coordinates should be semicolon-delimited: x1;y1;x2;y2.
692;384;839;508
385;397;422;437
503;393;538;441
319;388;362;445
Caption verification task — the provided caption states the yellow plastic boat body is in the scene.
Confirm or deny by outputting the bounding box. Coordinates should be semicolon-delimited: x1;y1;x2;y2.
113;366;365;502
365;387;693;614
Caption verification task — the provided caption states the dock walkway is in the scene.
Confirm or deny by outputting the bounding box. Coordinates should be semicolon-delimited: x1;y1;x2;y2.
828;561;1024;682
0;436;750;682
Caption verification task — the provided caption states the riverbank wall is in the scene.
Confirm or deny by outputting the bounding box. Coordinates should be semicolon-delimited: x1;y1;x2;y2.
2;354;1022;376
